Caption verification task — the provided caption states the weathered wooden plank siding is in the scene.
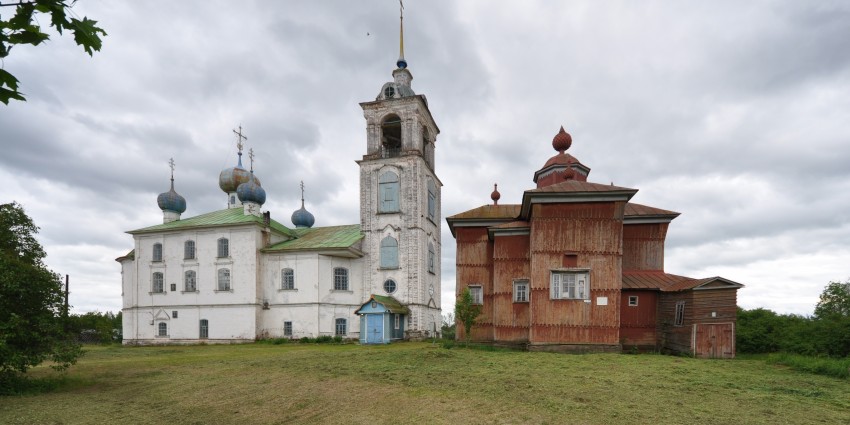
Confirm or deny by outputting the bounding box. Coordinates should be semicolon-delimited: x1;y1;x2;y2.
455;227;493;341
658;291;693;354
528;203;623;346
620;290;658;348
622;223;668;271
492;234;530;342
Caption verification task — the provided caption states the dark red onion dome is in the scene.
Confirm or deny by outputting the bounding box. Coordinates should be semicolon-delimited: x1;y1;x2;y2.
490;183;501;205
552;126;572;153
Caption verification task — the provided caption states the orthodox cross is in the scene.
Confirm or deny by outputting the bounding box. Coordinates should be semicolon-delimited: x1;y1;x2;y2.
300;180;305;204
248;148;255;172
233;125;247;153
168;158;175;180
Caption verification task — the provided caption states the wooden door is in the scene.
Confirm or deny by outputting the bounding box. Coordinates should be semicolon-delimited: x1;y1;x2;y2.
693;323;735;359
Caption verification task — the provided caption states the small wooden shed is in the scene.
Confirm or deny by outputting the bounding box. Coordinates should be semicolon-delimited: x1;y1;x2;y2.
355;295;409;344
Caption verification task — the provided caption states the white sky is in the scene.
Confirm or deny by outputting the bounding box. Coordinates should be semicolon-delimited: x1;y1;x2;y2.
1;1;848;317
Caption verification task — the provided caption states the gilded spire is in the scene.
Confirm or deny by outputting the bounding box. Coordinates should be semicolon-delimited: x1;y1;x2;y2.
397;0;407;69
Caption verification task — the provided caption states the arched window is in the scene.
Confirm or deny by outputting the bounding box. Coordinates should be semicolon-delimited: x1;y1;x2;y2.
281;268;295;290
427;179;436;221
335;318;347;336
158;322;168;337
152;243;163;262
184;270;197;292
152;272;164;293
378;171;400;213
380;236;399;269
333;267;349;291
428;242;436;274
199;319;209;339
381;114;401;158
217;237;229;258
184;240;195;260
217;268;231;291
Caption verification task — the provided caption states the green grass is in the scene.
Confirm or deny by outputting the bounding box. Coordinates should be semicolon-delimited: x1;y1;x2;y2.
2;343;850;424
766;353;850;379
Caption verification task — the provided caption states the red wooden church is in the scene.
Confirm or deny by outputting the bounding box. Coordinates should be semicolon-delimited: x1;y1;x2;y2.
447;127;743;358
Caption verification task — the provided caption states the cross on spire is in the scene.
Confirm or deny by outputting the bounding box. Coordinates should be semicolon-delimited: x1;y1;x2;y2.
168;158;175;180
248;148;255;172
300;180;305;206
233;125;247;154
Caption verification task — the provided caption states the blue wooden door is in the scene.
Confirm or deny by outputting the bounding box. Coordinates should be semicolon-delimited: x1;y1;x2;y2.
366;314;383;344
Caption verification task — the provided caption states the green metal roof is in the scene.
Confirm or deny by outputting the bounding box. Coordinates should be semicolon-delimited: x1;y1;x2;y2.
128;208;295;237
263;224;363;252
356;294;410;315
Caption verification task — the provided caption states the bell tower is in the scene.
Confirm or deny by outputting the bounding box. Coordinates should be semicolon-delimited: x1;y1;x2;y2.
357;6;442;337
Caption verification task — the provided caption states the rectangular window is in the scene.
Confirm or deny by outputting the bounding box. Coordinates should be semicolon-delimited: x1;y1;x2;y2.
158;322;168;337
427;180;436;221
152;243;163;262
217;268;231;291
427;243;435;274
152;272;164;293
469;285;483;305
172;310;178;319
550;271;590;300
170;283;176;292
199;319;208;339
283;321;292;337
282;268;295;290
217;238;229;258
674;301;685;327
333;268;349;291
513;279;529;303
628;296;639;307
184;240;195;260
335;318;347;336
394;314;400;330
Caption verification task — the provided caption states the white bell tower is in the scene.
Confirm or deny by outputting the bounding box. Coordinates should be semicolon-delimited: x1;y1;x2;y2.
357;6;442;337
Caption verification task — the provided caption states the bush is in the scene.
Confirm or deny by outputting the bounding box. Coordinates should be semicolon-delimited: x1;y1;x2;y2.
315;335;334;343
333;335;343;343
299;337;314;344
767;353;850;379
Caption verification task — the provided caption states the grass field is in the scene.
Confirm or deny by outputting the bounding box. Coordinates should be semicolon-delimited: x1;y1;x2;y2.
2;342;849;424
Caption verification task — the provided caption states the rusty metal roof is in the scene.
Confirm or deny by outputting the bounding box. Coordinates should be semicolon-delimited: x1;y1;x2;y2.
491;220;529;229
624;202;680;218
446;204;521;220
527;180;637;194
623;271;744;292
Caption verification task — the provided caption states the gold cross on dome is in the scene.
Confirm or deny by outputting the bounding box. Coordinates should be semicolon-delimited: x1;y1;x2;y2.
233;125;247;153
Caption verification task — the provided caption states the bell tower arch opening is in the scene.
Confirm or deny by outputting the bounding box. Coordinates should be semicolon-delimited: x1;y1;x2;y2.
381;114;402;158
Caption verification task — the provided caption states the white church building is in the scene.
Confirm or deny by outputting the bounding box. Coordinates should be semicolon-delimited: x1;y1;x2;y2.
117;37;443;344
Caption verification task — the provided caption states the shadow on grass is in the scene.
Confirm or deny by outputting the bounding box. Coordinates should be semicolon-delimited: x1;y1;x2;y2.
0;372;88;396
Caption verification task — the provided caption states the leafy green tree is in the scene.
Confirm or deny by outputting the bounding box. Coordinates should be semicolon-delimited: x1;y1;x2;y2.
1;0;106;104
454;288;480;343
0;202;81;381
814;280;850;319
440;312;456;341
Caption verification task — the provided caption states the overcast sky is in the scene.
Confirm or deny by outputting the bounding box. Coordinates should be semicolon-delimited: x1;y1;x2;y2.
2;1;848;317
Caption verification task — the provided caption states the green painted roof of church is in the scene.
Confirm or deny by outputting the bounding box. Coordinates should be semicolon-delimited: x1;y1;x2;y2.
128;208;295;237
264;224;363;252
357;294;410;314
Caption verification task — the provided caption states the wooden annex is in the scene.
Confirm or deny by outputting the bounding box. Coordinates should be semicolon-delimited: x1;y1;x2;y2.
446;127;744;358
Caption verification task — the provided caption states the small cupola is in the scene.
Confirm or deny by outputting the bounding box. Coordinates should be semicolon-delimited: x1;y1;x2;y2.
157;158;187;223
490;183;501;206
237;148;265;216
533;126;591;188
220;126;252;208
291;181;315;228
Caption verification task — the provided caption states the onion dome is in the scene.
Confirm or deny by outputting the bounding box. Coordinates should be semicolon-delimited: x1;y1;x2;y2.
552;126;572;153
236;172;266;205
291;181;315;228
490;183;501;206
157;180;186;213
219;152;252;193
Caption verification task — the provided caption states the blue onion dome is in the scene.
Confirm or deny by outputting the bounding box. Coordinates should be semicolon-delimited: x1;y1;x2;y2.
236;173;266;205
219;153;252;193
157;180;187;213
291;205;315;229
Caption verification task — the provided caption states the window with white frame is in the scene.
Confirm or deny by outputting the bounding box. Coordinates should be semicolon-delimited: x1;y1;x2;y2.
217;237;229;258
550;271;590;300
199;319;208;339
383;279;397;294
513;279;529;303
184;240;195;260
469;285;483;305
152;272;164;293
158;322;168;337
628;296;639;307
281;268;295;290
283;321;292;337
335;318;347;336
378;171;400;213
428;242;435;274
184;270;196;292
333;267;349;291
217;268;231;291
380;236;399;269
152;243;163;262
674;301;685;327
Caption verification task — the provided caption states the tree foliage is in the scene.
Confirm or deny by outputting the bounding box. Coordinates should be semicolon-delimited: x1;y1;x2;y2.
0;0;106;104
67;311;122;343
814;280;850;320
0;202;81;380
454;288;480;343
